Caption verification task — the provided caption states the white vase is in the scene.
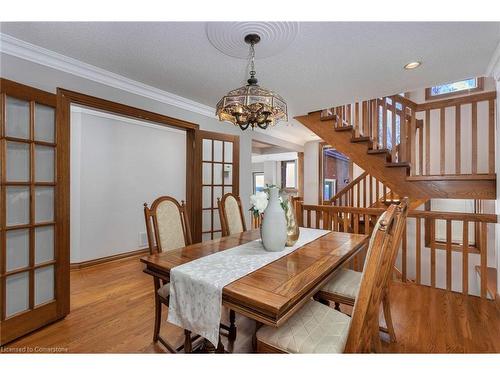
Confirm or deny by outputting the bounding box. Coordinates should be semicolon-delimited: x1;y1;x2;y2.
261;187;287;252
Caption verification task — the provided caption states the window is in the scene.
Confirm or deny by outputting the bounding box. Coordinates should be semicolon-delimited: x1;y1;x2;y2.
253;172;264;194
323;179;336;201
425;77;483;100
281;160;296;189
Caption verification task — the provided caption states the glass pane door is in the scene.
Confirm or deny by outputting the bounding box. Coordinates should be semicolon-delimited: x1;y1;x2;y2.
197;131;239;242
1;80;62;345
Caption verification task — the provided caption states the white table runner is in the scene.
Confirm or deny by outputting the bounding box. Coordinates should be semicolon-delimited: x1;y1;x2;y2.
167;227;330;346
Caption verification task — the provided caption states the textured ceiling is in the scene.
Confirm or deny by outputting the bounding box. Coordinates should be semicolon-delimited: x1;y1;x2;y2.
1;22;499;145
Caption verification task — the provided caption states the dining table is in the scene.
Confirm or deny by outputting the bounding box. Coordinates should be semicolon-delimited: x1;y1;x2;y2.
141;228;368;351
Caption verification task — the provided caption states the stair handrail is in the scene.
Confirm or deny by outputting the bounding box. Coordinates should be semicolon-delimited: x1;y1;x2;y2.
328;171;368;206
328;171;393;208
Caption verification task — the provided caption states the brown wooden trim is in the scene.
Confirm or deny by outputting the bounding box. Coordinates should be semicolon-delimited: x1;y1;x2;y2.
406;174;496;181
70;248;149;270
424;77;484;101
417;90;495;111
0;300;59;345
57;88;198;131
0;78;57;106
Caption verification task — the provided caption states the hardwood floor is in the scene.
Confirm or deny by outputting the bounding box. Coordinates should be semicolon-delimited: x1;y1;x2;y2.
3;256;499;353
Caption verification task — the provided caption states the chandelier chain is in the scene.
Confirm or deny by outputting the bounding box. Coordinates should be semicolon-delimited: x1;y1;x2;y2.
249;42;256;77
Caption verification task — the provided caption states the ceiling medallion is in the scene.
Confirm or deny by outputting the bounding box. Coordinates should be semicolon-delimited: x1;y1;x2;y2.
216;34;288;131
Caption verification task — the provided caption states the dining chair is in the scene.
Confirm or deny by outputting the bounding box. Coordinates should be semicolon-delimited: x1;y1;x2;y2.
255;203;401;353
144;196;195;353
314;198;409;343
217;193;247;236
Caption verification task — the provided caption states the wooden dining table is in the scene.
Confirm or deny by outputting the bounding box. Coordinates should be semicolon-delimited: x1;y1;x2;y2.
141;229;368;332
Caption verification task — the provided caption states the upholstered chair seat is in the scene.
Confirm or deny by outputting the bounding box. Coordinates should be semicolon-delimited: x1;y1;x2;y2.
157;283;170;299
321;269;362;300
256;299;351;353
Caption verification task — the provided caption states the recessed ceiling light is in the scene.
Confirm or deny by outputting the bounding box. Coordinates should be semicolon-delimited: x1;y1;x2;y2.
404;61;421;70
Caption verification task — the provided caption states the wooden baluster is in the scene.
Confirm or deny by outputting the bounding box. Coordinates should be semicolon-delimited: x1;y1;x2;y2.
353;213;359;234
391;96;397;161
362;101;368;136
480;222;487;298
402;226;407;282
364;213;370;235
340;106;345;127
462;220;469;295
430;218;436;288
425;109;430;175
410;109;416;175
343;212;350;233
472;102;477;174
400;104;407;162
333;212;339;232
488;99;495;174
355;102;360;137
347;104;351;126
296;201;303;227
455;104;461;174
446;220;452;291
356;183;360;208
418;119;423;176
315;209;320;229
382;98;388;150
376;179;380;202
440;108;445;175
322;210;330;230
416;217;421;284
369;175;373;206
306;209;311;229
382;184;387;204
362;176;367;207
372;99;379;149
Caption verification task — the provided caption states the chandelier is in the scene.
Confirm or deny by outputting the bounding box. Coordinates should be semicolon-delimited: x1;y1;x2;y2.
216;34;288;130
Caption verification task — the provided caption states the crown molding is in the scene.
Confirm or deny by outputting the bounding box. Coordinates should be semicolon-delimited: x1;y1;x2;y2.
0;33;216;118
486;40;500;81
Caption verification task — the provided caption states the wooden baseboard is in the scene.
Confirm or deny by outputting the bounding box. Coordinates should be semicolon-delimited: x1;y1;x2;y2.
70;248;149;270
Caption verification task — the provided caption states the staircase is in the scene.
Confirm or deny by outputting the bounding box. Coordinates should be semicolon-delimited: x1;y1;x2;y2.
296;92;497;200
327;170;426;209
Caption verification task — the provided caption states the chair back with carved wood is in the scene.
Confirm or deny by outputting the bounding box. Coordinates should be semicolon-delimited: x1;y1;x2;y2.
386;198;409;282
343;204;398;353
218;193;247;237
144;196;192;254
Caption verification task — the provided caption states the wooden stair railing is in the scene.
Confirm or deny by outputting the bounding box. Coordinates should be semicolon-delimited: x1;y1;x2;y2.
297;91;497;199
296;201;498;299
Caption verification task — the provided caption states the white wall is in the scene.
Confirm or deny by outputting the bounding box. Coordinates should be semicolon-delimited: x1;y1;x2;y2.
70;107;186;263
304;141;320;204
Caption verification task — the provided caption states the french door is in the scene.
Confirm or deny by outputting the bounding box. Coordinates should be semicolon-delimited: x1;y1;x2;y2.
0;79;68;345
193;130;239;243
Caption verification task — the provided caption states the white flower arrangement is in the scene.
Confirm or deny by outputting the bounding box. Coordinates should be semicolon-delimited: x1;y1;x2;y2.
249;185;289;218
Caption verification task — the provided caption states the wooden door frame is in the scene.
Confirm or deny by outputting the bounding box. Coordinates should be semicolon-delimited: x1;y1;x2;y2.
57;88;200;316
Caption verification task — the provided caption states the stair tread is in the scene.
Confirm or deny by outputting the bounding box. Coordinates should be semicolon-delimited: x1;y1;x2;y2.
351;136;371;143
367;148;391;154
474;266;497;299
385;162;411;168
334;126;354;132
